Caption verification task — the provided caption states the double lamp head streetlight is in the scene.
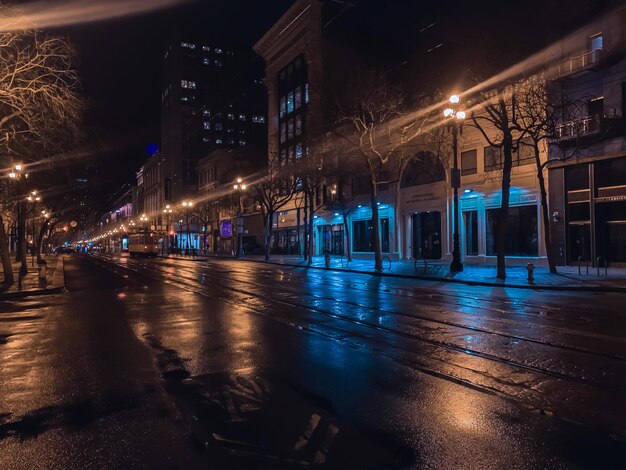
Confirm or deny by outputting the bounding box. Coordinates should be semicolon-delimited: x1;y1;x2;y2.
443;94;466;273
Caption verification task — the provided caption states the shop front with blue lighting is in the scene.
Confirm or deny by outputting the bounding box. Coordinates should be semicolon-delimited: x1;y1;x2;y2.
313;203;398;259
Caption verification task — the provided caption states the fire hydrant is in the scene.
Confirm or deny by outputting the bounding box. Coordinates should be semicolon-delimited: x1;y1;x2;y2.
526;262;535;285
324;252;331;268
37;259;47;281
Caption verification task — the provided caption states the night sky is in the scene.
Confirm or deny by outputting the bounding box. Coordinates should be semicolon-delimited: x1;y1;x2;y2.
48;0;614;205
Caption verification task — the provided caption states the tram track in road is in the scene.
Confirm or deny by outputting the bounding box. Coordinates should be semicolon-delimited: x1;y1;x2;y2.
90;254;626;439
125;255;626;363
95;255;626;391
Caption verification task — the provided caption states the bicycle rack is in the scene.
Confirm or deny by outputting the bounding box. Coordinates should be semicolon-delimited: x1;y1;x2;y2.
596;256;608;276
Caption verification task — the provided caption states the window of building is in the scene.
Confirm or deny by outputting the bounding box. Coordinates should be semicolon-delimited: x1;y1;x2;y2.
214;59;222;67
215;48;223;54
203;121;210;130
288;119;294;140
181;96;189;102
352;175;370;196
590;33;603;51
181;42;196;49
464;210;478;256
305;83;309;103
228;139;234;145
484;145;502;172
215;138;223;144
181;80;196;89
295;115;302;136
287;92;294;114
202;46;210;52
227;128;234;133
239;139;246;146
288;146;294;162
252;115;265;123
461;149;477;175
280;149;286;166
486;205;538;256
202;58;210;65
295;86;302;109
227;113;234;120
203;137;211;143
239;114;246;121
295;143;303;159
353;218;390;253
280;97;286;118
215;122;223;131
401;152;446;187
595;156;626;191
203;109;210;116
280;123;286;144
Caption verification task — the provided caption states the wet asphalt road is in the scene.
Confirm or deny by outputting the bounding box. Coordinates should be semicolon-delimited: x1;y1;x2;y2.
0;254;624;469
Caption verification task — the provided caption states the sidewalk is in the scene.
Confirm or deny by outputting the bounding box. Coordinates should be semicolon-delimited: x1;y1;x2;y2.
0;255;65;299
226;254;626;292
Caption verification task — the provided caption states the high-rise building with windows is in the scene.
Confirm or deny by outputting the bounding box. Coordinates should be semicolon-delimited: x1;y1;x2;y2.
159;30;267;216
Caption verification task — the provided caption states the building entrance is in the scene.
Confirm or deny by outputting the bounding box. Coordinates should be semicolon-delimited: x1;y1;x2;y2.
412;211;441;259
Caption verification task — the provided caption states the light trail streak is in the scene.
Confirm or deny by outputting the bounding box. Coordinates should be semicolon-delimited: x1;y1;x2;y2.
0;0;190;32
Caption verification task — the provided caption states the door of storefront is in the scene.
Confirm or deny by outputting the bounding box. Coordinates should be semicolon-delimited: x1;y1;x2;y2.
320;224;344;255
412;212;441;259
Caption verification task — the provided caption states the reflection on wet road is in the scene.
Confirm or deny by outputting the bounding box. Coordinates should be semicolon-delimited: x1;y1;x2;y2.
0;254;624;469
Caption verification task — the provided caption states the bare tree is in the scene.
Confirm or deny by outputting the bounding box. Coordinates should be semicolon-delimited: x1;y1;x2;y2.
254;157;296;261
0;27;83;283
471;83;526;280
334;71;432;272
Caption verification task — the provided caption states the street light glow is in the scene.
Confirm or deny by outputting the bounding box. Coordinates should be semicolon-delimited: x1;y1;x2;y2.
449;94;460;104
444;108;454;117
456;111;466;120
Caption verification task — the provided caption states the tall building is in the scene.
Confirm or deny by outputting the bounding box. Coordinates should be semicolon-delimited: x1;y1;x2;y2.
159;30;267;221
547;8;625;267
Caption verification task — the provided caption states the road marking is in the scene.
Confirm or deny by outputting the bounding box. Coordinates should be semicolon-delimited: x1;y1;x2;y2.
294;413;321;451
313;424;340;464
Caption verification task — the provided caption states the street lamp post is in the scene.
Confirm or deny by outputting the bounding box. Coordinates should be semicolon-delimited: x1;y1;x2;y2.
233;178;247;257
26;191;42;267
181;201;194;256
9;164;29;274
444;95;466;273
162;205;172;255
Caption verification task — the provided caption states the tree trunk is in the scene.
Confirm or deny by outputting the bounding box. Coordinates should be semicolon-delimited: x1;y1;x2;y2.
342;210;352;262
369;174;382;273
36;218;51;264
296;206;302;259
264;211;273;261
16;201;27;273
536;147;557;273
303;200;310;261
307;189;315;267
0;215;14;285
496;133;513;280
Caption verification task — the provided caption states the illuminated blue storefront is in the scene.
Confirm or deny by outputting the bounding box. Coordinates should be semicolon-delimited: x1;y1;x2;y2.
313;203;398;259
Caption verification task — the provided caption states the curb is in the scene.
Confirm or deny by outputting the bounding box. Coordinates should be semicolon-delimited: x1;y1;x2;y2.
202;256;626;293
0;257;66;300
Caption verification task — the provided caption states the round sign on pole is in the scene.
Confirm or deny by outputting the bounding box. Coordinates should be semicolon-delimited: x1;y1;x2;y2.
69;220;77;228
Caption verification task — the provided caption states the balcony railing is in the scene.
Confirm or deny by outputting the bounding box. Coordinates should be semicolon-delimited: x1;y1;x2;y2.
557;49;601;77
553;115;602;141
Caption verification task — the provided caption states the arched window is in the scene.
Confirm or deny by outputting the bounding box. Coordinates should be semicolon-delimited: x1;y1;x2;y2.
401;152;445;188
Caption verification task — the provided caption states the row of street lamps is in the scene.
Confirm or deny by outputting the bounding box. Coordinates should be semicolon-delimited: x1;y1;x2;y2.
7;164;52;272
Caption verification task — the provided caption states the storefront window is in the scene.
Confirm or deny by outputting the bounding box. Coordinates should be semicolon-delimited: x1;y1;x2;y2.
486;205;538;256
464;210;478;256
353;218;389;252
